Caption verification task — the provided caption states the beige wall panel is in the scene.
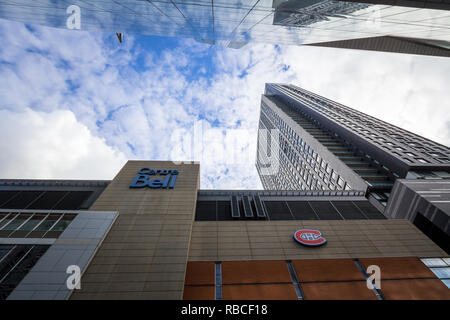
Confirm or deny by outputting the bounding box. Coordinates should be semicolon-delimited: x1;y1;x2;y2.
70;160;199;300
188;220;447;261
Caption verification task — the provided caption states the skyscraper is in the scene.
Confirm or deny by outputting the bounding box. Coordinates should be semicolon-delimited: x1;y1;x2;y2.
0;0;449;56
257;83;450;196
256;83;450;252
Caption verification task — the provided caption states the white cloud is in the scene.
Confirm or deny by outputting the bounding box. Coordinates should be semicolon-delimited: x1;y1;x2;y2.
0;18;449;190
0;108;127;180
276;45;450;147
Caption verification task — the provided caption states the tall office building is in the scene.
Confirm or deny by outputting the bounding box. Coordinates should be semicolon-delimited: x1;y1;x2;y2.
256;83;450;252
0;0;449;56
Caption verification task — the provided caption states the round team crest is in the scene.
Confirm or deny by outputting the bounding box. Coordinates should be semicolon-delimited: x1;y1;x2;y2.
293;229;327;247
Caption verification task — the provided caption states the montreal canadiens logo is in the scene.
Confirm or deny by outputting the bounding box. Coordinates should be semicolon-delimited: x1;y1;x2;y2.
293;229;327;247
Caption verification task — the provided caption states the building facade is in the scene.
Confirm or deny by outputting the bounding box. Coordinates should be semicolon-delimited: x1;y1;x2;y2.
256;83;450;254
0;160;449;300
384;178;450;254
0;1;449;56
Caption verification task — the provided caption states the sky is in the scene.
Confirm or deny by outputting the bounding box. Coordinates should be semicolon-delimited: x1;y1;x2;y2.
0;18;450;189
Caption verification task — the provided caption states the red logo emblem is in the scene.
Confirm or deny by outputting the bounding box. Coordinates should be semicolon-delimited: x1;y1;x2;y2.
293;229;327;247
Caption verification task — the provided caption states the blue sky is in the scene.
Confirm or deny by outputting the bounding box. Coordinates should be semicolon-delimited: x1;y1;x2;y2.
0;17;450;189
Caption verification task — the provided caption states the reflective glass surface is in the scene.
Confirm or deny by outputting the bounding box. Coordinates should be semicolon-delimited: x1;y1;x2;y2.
421;258;447;267
443;279;450;289
421;257;450;289
0;212;76;238
0;1;448;47
431;267;450;279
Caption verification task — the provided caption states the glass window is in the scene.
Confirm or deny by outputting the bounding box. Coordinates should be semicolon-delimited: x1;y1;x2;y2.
421;258;446;267
51;214;75;231
0;244;12;259
331;171;338;181
50;218;72;231
430;267;450;279
35;215;60;231
442;280;450;289
2;214;30;230
18;214;47;231
0;213;17;229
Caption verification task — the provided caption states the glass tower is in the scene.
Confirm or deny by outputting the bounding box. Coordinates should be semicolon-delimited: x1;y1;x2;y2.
256;83;450;206
0;1;449;55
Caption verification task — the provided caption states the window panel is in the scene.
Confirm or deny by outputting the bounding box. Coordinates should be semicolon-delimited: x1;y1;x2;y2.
0;191;43;209
442;279;450;289
26;191;68;210
430;267;450;279
0;191;20;207
0;213;16;229
195;201;216;221
264;201;293;220
34;215;59;231
17;214;46;231
287;201;318;220
49;214;75;231
53;191;93;210
421;258;446;267
353;201;386;219
1;214;30;230
0;244;13;259
309;201;342;220
332;201;366;220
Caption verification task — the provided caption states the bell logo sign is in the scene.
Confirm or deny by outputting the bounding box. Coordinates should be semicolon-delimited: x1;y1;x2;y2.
293;229;327;247
130;168;178;189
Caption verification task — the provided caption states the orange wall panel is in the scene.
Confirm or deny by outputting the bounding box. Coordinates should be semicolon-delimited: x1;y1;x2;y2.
184;261;215;285
292;259;365;282
222;260;292;284
380;279;450;300
302;281;378;300
223;284;298;300
183;286;215;300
